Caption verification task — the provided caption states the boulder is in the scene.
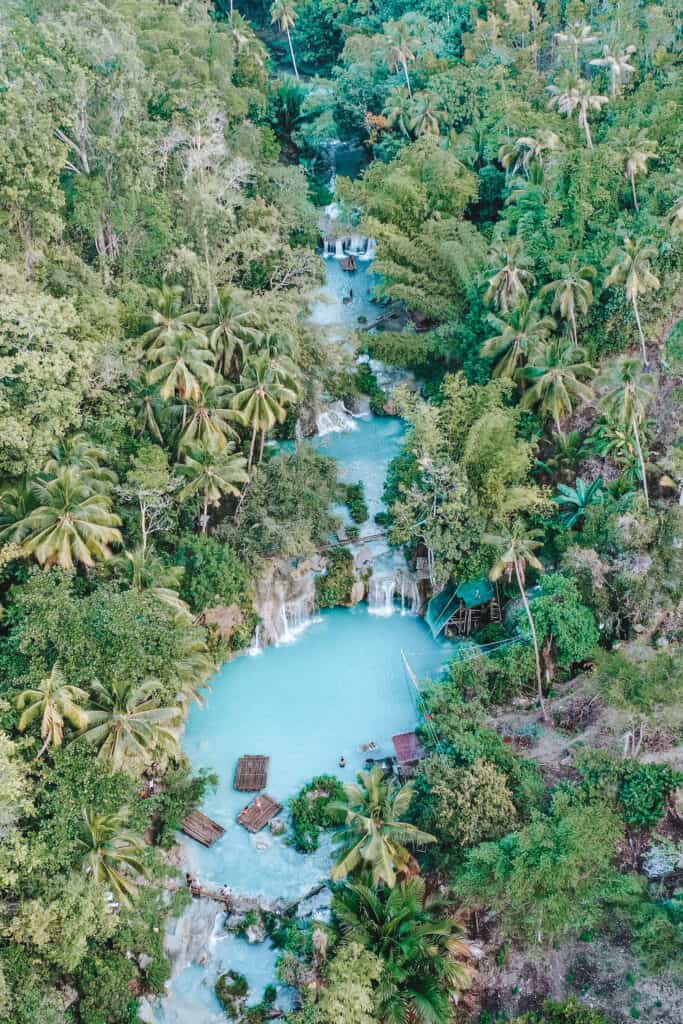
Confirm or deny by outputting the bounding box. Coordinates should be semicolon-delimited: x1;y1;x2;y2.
201;604;244;640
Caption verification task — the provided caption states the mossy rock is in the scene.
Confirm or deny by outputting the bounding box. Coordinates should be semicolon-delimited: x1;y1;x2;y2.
215;970;249;1018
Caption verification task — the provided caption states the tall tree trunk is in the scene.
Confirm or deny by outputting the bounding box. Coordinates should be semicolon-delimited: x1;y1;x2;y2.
247;426;257;472
632;295;648;367
201;492;209;534
514;559;548;722
582;113;593;151
570;308;578;345
402;58;412;97
629;169;639;211
36;735;51;760
259;427;266;464
632;415;650;507
203;224;215;309
286;27;299;80
139;496;148;552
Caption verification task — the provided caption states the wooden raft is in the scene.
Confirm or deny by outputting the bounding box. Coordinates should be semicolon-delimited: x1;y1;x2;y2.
181;810;225;847
237;794;282;833
234;755;270;792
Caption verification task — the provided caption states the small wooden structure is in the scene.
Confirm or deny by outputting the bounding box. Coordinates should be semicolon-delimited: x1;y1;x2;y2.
237;794;282;833
341;254;357;271
426;578;502;638
182;810;226;847
392;731;425;767
234;755;270;792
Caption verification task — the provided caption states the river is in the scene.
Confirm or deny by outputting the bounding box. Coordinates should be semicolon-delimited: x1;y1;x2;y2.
151;148;451;1024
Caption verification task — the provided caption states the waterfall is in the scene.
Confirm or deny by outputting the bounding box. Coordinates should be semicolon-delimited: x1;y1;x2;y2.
248;625;261;656
334;238;345;258
316;400;357;436
368;576;397;616
360;237;376;261
398;574;420;615
278;594;317;644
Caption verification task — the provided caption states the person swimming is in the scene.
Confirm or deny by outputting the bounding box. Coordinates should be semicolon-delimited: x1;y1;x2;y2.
339;756;347;768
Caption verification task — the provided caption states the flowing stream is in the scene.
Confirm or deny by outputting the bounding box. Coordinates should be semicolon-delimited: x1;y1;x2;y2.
150;145;451;1024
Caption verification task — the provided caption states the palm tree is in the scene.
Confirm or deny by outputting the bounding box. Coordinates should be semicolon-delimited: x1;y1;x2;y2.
76;807;147;908
130;380;165;443
616;129;657;212
485;522;548;721
333;878;474;1023
232;356;297;470
597;356;654;505
270;1;299;80
547;73;609;150
553;22;600;66
553;478;603;528
498;130;560;177
589;43;636;97
146;330;216;402
15;468;122;569
383;86;413;137
0;484;37;542
16;665;89;758
43;434;117;495
481;300;555;379
540;260;596;344
172;382;241;453
140;285;198;353
202;287;259;378
330;766;435;888
409;91;446;137
519;337;595;436
605;237;660;367
177;443;248;533
385;20;418;97
484;240;535;313
117;544;190;618
80;678;181;773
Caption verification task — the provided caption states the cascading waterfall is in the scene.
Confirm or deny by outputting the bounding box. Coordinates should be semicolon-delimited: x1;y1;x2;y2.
248;625;261;657
399;574;421;615
368;571;420;617
315;399;357;435
278;594;318;644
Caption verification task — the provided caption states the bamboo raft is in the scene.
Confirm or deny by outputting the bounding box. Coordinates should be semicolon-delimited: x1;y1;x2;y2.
237;794;282;833
235;755;270;792
181;810;226;847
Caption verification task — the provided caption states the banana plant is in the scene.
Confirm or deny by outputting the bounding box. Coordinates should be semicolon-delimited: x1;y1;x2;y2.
553;477;603;528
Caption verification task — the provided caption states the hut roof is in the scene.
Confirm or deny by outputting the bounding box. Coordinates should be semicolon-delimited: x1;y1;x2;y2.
235;755;270;792
237;794;282;833
392;731;425;765
181;810;225;847
456;578;494;608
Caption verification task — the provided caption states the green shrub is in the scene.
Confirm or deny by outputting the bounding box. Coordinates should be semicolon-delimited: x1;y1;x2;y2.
315;547;356;608
595;647;683;714
289;774;345;852
355;363;387;415
510;997;613;1023
215;970;249;1017
174;535;256;648
343;482;369;524
578;751;683;831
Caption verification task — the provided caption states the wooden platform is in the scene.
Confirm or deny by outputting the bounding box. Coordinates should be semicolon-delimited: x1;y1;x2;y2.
237;794;282;833
234;755;270;792
392;731;425;765
181;810;226;847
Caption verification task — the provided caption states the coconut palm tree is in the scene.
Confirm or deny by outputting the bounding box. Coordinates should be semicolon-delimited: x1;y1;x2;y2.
270;0;299;80
484;522;547;721
553;21;600;66
547;73;609;150
14;468;122;569
481;300;555;379
177;442;248;533
146;330;216;402
117;544;190;618
333;877;474;1024
484;240;535;313
597;356;654;505
16;665;89;758
589;43;636;97
172;382;241;453
43;434;117;495
233;355;298;470
383;86;413;137
616;129;658;212
553;478;603;528
605;237;660;367
76;807;147;908
540;260;596;344
0;483;36;542
498;130;560;177
330;766;435;888
384;19;418;97
519;337;595;436
140;285;198;353
202;287;259;378
409;91;447;137
80;678;181;773
130;380;165;443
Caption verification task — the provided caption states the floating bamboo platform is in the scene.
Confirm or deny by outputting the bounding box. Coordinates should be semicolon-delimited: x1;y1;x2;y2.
237;794;282;833
181;810;226;847
234;755;270;792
